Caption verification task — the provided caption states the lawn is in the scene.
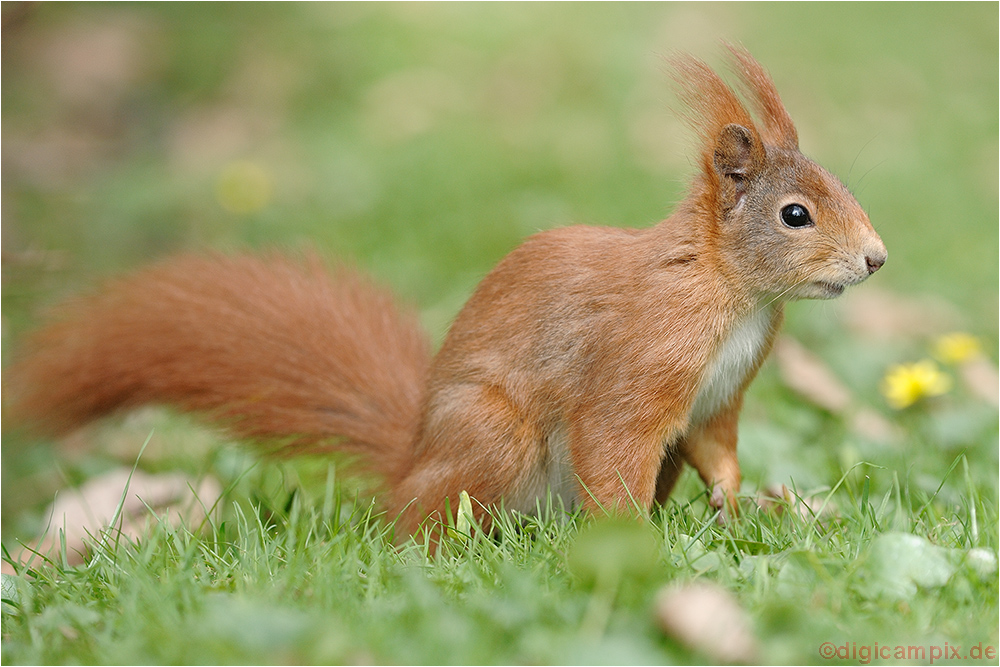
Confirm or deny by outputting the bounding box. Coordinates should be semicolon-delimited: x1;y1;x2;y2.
2;3;997;664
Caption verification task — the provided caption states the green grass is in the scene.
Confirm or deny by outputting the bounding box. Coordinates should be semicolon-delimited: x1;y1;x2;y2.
2;2;997;664
2;448;997;664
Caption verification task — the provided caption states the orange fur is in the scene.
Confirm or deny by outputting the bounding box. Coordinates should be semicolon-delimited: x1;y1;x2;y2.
8;253;430;484
726;44;799;149
6;50;886;538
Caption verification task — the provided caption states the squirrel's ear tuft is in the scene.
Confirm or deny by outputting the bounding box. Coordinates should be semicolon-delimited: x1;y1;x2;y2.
725;43;798;150
669;53;757;149
668;52;765;196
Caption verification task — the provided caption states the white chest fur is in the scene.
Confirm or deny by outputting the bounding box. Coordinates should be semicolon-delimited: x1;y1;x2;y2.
688;307;775;425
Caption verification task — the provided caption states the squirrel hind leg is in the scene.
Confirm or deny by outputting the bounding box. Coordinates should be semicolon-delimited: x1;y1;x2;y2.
390;381;546;536
654;450;686;505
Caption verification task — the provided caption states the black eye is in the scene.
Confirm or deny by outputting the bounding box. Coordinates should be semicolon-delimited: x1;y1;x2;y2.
780;203;813;228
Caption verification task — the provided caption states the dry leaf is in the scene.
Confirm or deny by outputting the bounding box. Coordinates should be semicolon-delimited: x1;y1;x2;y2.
837;288;960;341
960;356;1000;408
4;469;222;572
756;484;829;520
774;336;899;444
654;581;758;663
34;16;155;109
774;336;851;413
848;407;901;444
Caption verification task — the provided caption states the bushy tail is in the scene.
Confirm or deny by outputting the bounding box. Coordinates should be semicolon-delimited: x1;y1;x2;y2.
6;252;431;484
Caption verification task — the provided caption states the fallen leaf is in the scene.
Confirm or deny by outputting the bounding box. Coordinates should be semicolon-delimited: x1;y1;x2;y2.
4;469;222;571
774;336;899;444
862;532;956;600
35;16;154;109
654;580;758;663
960;356;1000;408
1;574;20;615
756;484;829;520
774;336;851;413
847;407;902;444
966;548;998;580
837;288;961;341
773;551;827;600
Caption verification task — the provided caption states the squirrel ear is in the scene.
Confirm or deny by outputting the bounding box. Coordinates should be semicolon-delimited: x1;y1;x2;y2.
713;123;764;193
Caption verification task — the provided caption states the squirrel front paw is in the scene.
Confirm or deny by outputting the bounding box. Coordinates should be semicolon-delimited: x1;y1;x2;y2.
708;482;743;524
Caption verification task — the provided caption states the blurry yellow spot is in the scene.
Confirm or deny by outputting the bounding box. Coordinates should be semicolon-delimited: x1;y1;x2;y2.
215;160;272;214
933;332;981;365
880;360;952;410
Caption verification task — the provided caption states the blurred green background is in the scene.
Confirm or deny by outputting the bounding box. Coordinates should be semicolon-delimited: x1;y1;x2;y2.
2;3;997;520
2;2;996;339
2;6;997;662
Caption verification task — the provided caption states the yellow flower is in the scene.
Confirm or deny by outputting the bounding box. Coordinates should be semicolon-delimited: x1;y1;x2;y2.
933;332;982;365
216;160;273;214
881;360;952;409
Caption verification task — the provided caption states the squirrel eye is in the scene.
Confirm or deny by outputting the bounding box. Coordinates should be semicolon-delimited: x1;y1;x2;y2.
780;203;813;228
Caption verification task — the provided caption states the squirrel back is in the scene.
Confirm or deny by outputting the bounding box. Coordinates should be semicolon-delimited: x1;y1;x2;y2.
6;47;885;536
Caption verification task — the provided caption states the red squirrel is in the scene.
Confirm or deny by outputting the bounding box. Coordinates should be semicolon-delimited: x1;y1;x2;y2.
7;47;886;536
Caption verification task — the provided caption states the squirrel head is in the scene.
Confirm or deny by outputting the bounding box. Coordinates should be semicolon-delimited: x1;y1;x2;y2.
671;46;887;302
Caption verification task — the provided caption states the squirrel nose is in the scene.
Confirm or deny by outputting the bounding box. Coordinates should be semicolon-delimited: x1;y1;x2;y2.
866;252;886;274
